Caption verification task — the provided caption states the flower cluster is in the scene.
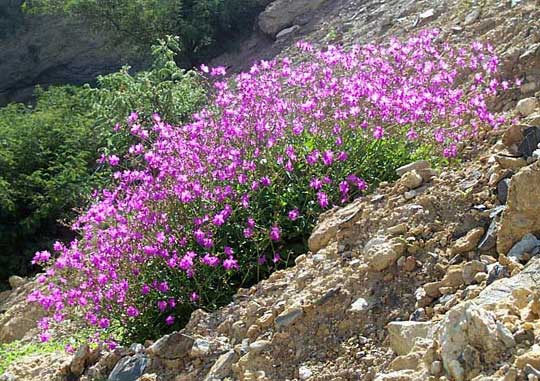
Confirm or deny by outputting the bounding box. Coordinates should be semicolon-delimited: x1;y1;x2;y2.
30;30;508;343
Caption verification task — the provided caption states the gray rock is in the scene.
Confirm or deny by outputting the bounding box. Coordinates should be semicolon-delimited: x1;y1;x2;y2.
0;1;142;105
477;257;540;306
190;338;211;358
519;127;540;157
276;25;301;39
258;0;327;37
396;160;430;176
147;332;194;359
107;355;148;381
496;178;511;204
478;219;498;252
249;340;271;354
507;233;540;263
516;98;539;117
204;350;236;381
129;343;144;354
464;8;481;25
486;263;510;285
275;307;303;328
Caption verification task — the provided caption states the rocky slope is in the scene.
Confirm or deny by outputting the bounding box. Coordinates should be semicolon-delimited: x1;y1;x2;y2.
0;0;141;105
2;0;540;380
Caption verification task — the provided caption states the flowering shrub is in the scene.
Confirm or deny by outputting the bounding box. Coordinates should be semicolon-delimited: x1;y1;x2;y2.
30;30;508;343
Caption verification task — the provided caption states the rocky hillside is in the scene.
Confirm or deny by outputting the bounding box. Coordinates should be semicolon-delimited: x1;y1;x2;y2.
2;0;540;380
0;0;141;105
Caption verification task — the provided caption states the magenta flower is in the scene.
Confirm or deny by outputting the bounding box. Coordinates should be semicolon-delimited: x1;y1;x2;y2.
165;315;175;325
288;208;300;221
269;226;281;241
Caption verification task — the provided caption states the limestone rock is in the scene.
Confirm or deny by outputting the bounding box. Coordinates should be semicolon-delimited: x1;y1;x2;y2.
147;332;194;359
387;321;434;356
400;170;423;190
451;228;485;255
498;163;540;254
516;98;539;116
439;302;515;380
308;199;362;252
204;351;236;381
258;0;327;37
363;237;406;271
396;160;431;177
462;260;487;284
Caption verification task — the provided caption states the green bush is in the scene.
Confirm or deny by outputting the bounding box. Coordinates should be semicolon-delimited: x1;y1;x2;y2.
0;38;206;286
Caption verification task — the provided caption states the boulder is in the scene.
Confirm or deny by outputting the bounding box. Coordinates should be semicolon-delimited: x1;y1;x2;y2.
107;355;148;381
258;0;327;37
439;302;515;381
147;332;194;359
396;160;431;177
387;321;434;355
363;237;406;271
203;351;236;381
498;162;540;254
308;199;362;252
516;97;539;116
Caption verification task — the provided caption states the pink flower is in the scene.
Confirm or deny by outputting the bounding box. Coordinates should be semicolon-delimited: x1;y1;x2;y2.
269;226;281;241
288;208;300;221
165;315;175;325
126;306;139;317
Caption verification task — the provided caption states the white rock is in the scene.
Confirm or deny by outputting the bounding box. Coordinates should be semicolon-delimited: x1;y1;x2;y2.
439;302;515;379
299;365;313;380
387;321;434;355
349;297;370;312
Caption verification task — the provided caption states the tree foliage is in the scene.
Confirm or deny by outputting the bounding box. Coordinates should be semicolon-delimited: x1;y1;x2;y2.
0;38;206;287
23;0;268;63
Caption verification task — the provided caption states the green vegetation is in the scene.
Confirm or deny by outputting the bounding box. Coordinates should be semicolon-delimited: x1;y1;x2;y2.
23;0;269;64
0;38;207;286
0;340;66;374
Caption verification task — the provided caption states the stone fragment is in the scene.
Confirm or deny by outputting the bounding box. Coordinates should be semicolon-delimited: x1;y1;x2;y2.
276;25;300;39
363;237;406;271
515;348;540;370
387;321;433;355
396;160;430;176
519;127;540;158
495;155;526;171
190;338;211;358
249;340;270;354
401;170;423;190
70;344;91;376
298;365;313;380
478;219;498;252
498;163;540;254
308;199;362;252
108;355;148;381
388;223;408;236
275;307;303;328
503;124;525;149
452;228;485;255
439;302;515;380
430;360;442;375
462;260;487;284
507;233;540;263
147;332;194;359
517;98;539;117
349;297;370;312
497;177;511;204
486;264;510;285
203;351;236;381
